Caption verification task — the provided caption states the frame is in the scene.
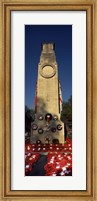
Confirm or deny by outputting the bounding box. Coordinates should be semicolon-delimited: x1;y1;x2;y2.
0;0;97;200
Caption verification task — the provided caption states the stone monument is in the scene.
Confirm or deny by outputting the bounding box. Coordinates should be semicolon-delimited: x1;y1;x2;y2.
30;43;64;144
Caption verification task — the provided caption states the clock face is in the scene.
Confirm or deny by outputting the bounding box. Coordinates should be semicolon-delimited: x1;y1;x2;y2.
40;65;56;78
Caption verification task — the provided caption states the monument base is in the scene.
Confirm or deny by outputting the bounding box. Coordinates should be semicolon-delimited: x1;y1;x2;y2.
30;113;65;144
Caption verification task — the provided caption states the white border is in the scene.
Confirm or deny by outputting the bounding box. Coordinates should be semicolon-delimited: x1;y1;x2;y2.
11;11;86;190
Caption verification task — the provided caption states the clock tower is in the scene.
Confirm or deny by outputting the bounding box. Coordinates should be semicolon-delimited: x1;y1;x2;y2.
30;43;65;144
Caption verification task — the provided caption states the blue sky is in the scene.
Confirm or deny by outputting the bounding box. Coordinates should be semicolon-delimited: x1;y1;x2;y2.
25;25;72;109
